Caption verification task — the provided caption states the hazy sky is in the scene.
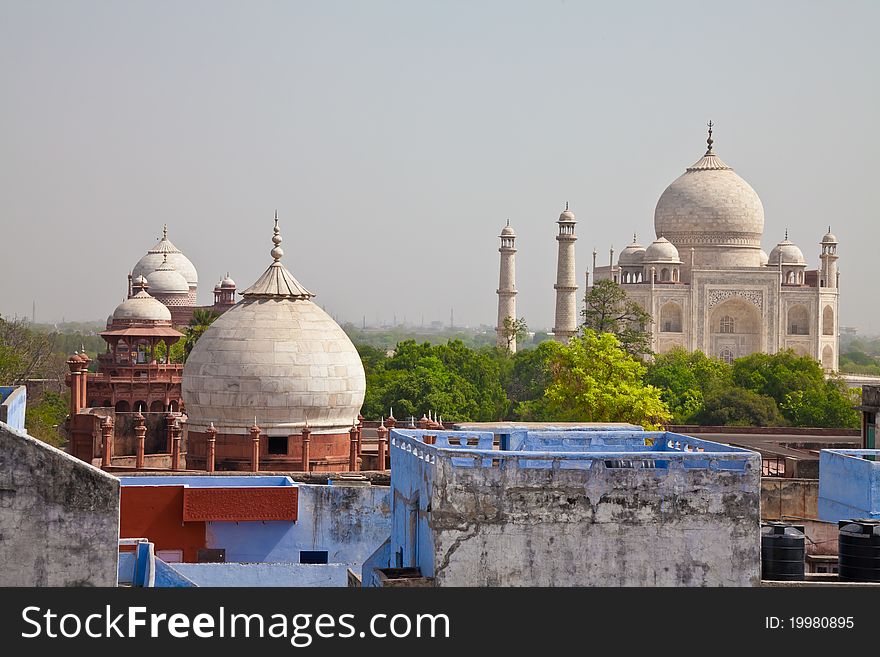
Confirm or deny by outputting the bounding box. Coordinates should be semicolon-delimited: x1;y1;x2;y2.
1;1;878;331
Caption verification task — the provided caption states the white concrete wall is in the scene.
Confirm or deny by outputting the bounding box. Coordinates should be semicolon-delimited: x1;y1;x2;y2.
0;421;120;586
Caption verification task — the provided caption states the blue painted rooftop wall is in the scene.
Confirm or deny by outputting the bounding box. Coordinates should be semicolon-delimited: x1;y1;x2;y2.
0;386;26;431
818;449;880;522
386;428;759;581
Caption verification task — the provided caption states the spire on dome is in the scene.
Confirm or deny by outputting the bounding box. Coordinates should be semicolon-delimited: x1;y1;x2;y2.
241;213;315;300
706;120;714;154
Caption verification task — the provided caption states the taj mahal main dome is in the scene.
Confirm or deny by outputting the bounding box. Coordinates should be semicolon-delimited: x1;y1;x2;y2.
654;124;765;268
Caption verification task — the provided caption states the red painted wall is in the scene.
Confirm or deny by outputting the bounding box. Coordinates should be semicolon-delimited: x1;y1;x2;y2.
120;486;206;562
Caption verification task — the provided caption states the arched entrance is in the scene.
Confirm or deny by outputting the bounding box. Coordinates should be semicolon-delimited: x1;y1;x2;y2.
709;298;762;362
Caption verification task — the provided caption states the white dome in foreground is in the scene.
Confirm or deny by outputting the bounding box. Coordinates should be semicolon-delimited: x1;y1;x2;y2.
182;217;366;435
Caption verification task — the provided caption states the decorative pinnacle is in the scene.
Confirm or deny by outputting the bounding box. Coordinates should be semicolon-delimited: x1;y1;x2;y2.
271;212;284;262
564;201;569;211
706;120;714;154
633;232;637;243
785;228;789;240
163;224;168;239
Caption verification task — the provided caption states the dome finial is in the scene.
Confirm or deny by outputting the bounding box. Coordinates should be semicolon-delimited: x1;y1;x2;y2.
506;218;510;227
785;228;789;240
633;232;637;243
271;212;284;262
565;201;569;211
706;120;714;154
163;224;168;240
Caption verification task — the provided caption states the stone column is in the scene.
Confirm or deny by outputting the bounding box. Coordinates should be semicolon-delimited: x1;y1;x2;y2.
100;415;113;468
206;422;217;473
553;203;578;344
170;420;182;471
79;356;90;410
496;221;518;352
67;355;81;417
349;424;359;472
250;421;261;473
356;414;364;459
134;411;146;470
165;413;175;453
376;419;389;472
300;425;311;472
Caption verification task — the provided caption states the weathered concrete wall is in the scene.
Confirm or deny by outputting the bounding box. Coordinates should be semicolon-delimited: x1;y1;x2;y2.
761;478;819;520
0;421;119;586
390;429;761;587
426;459;760;587
0;386;27;431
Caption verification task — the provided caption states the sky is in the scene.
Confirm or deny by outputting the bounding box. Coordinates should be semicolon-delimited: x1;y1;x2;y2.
1;1;878;332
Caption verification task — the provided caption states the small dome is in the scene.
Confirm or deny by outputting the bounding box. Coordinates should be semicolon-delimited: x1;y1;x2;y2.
822;228;838;244
500;224;516;237
132;274;148;288
618;236;646;266
759;249;769;266
146;264;190;295
644;236;681;263
106;314;114;328
558;205;576;223
768;238;805;266
131;225;198;287
220;274;236;288
112;290;172;324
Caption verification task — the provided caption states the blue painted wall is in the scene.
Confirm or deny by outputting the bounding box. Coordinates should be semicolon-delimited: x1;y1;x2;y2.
120;476;391;566
818;449;880;521
0;386;27;431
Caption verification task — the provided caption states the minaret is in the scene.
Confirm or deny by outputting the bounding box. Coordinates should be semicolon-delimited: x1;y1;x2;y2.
553;202;578;343
820;227;839;288
496;220;518;352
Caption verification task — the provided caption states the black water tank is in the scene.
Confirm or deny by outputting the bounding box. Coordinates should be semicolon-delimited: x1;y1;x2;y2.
761;522;805;581
838;519;880;582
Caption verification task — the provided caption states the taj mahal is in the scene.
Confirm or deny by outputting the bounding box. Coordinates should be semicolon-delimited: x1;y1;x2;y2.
496;124;840;371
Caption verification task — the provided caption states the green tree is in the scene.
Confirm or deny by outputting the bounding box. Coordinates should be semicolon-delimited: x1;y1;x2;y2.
0;316;63;383
183;309;220;360
732;350;859;428
25;391;69;447
500;316;529;351
535;329;671;428
644;348;733;423
581;279;653;357
360;340;509;422
693;387;785;427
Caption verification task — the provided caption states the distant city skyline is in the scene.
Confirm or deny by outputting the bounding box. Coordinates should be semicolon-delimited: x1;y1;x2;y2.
1;1;878;332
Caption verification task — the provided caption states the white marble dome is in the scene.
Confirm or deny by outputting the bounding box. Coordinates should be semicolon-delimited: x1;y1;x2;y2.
558;204;576;223
644;236;681;263
182;218;366;435
112;290;172;324
618;238;646;266
768;238;806;265
132;225;198;287
500;224;516;237
146;264;190;295
654;146;765;252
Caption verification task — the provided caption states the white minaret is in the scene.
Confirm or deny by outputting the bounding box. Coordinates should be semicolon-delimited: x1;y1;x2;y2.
820;227;839;288
553;202;578;343
496;220;518;352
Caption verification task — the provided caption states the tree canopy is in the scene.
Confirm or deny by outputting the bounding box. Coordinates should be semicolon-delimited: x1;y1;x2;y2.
581;279;653;357
530;330;671;428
